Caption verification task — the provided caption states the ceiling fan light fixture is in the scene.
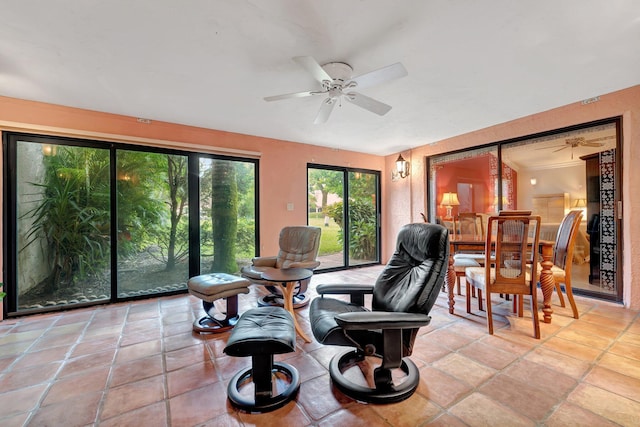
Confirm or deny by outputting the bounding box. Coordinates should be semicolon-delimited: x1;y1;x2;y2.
264;56;407;123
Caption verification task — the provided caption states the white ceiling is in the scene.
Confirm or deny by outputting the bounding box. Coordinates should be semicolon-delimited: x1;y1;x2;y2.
2;1;639;156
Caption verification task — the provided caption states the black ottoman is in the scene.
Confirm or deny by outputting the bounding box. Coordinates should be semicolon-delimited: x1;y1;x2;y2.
223;307;300;412
187;273;250;333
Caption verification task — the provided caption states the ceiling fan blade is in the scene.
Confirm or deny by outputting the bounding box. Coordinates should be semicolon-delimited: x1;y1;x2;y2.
535;144;564;150
345;92;392;116
581;142;605;147
293;56;332;84
348;62;408;90
553;146;569;152
264;90;322;102
314;98;337;124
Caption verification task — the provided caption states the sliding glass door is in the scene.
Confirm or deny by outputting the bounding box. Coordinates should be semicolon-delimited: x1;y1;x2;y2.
308;165;380;270
4;133;259;316
115;150;190;298
13;139;112;310
427;119;622;302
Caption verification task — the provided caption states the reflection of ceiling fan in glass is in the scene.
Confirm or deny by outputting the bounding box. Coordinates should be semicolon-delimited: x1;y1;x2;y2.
540;135;614;159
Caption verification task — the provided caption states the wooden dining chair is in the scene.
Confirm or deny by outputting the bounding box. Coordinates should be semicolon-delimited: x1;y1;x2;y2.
465;214;542;338
538;210;583;319
452;213;485;295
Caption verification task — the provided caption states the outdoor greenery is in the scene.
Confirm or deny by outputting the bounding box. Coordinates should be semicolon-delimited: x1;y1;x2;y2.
308;169;377;262
20;144;256;299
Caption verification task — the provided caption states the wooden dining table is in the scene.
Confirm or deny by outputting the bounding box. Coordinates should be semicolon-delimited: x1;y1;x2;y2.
445;234;557;323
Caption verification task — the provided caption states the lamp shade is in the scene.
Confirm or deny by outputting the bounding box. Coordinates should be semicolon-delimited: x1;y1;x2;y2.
440;192;460;207
574;198;587;208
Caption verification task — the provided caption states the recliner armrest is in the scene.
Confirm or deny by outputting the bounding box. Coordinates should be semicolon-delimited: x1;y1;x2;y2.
316;283;374;295
335;312;431;330
286;260;320;270
251;256;277;267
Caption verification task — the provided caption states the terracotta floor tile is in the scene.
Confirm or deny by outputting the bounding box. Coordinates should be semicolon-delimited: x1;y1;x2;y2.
449;392;535;427
0;384;48;419
27;390;102;427
417;366;473;408
432;353;496;387
109;354;164;387
580;311;634;330
99;401;168;427
555;327;614;349
100;375;165;420
0;361;61;393
0;411;30;427
58;348;116;378
371;391;441;425
545;401;619;427
196;412;243;427
164;343;209;372
502;359;577;399
317;406;391;427
282;352;326;382
479;374;559;421
620;331;640;346
608;340;640;362
523;346;591;379
425;328;476;351
169;382;231;426
598;352;640;380
426;413;469;427
167;360;219;398
584;365;640;403
297;374;349;420
567;383;640;426
42;366;109;406
541;336;602;362
458;340;520;370
10;345;69;370
114;338;162;364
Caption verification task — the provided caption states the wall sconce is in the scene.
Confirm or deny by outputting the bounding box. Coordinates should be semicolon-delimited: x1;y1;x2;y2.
440;192;460;218
394;154;410;179
530;178;537;186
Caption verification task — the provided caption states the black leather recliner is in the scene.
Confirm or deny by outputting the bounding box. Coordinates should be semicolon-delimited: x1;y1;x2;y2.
309;222;449;403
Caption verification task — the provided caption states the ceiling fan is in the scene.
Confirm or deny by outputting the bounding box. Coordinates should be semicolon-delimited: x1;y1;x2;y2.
538;135;614;159
264;56;408;124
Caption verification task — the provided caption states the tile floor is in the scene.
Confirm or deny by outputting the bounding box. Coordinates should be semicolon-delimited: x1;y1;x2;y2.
1;266;639;426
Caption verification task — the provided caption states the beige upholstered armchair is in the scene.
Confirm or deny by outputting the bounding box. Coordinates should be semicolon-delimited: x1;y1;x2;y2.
241;226;321;308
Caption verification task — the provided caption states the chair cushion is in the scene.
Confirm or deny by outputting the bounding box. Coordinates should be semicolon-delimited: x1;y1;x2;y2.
309;297;370;346
465;267;532;289
453;257;481;273
224;307;296;357
187;273;250;301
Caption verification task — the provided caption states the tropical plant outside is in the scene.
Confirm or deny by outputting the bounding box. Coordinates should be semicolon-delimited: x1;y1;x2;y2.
15;140;256;310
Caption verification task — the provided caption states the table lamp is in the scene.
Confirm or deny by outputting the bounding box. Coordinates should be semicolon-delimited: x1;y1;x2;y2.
441;192;460;218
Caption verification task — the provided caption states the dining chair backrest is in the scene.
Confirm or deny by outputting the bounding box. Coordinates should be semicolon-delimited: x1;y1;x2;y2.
457;212;484;239
553;210;583;272
484;215;541;296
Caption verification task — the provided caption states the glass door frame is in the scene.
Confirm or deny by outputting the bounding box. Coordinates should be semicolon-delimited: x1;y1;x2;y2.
307;163;381;272
426;117;623;302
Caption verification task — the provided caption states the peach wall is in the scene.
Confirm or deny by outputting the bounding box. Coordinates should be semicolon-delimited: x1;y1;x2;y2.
0;96;384;270
385;85;640;309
